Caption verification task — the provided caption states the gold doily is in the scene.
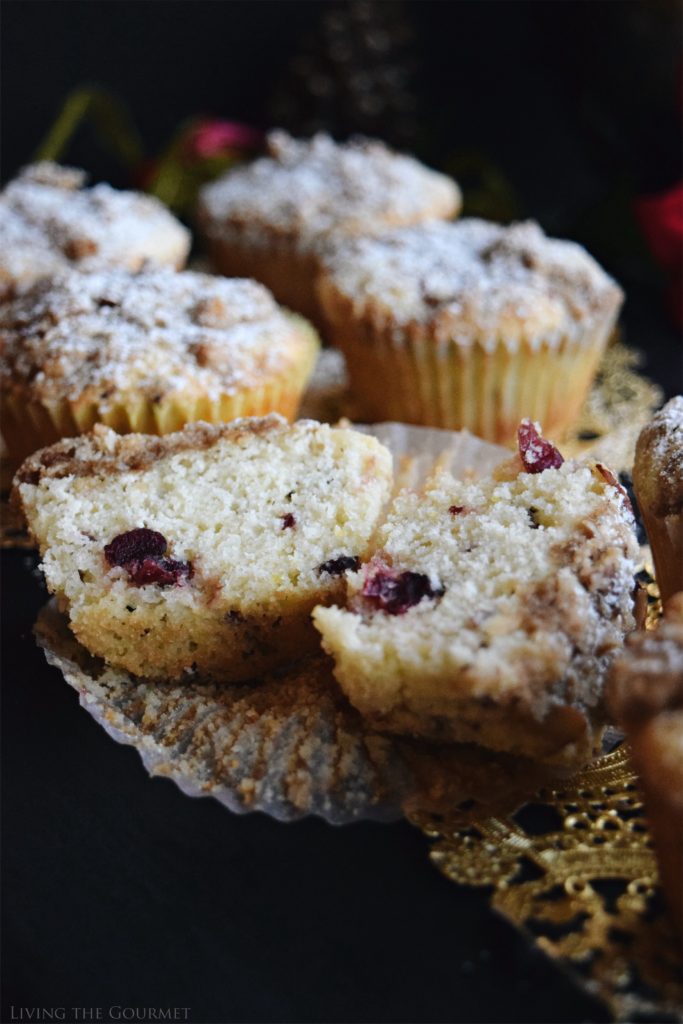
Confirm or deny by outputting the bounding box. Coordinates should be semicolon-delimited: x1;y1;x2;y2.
409;745;682;1022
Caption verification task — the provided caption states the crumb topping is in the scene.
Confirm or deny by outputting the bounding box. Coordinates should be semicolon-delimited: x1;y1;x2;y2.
198;130;460;249
0;162;190;295
0;267;314;404
319;219;623;342
634;396;683;517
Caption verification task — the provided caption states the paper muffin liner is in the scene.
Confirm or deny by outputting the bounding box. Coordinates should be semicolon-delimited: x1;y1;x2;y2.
32;422;573;824
0;316;319;461
321;285;616;445
638;506;683;608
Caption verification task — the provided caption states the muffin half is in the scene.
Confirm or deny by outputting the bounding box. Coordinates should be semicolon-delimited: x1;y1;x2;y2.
14;416;393;682
314;423;639;765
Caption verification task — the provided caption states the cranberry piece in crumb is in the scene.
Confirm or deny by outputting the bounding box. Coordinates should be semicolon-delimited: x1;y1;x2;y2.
104;528;167;566
449;505;466;515
317;555;361;576
362;560;443;615
104;528;192;587
517;419;564;473
127;557;193;588
280;513;296;530
596;463;633;513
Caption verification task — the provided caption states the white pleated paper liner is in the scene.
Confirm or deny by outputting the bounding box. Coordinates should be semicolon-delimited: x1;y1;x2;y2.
36;603;551;825
32;423;558;824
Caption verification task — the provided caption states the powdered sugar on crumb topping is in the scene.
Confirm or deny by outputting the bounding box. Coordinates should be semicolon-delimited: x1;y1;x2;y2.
320;219;623;335
198;130;459;246
0;162;189;293
0;267;308;403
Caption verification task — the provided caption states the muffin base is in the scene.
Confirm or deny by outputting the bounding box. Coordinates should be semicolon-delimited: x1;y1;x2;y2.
205;235;325;328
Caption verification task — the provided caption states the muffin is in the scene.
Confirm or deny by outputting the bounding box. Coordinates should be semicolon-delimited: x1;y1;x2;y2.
0;267;319;460
317;219;623;444
13;416;393;682
196;130;461;327
607;594;683;933
633;396;683;607
0;162;191;299
314;422;639;765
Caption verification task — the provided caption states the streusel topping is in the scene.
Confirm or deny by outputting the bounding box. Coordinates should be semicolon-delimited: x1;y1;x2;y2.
0;162;190;296
198;130;460;248
634;396;683;517
0;267;311;405
319;219;623;342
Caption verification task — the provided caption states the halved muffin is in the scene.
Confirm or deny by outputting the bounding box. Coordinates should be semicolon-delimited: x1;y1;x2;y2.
314;423;639;764
13;416;393;682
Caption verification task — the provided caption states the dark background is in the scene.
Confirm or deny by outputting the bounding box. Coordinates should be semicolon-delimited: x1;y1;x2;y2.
2;3;682;1023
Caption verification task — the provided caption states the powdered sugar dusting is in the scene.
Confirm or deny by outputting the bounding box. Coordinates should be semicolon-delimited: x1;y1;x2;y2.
0;162;190;297
198;131;460;251
0;267;309;404
635;396;683;516
320;219;623;338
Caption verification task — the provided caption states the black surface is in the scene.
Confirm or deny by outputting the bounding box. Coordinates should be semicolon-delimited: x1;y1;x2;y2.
1;2;682;1021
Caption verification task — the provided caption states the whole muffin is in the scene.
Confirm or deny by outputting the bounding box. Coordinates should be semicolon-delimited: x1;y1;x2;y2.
0;267;319;460
0;162;191;300
633;396;683;608
607;594;683;933
317;219;623;444
196;130;461;327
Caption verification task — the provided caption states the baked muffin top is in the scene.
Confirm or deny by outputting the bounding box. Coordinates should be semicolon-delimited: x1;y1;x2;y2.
0;267;316;406
0;162;190;298
633;396;683;517
318;219;623;344
197;130;460;249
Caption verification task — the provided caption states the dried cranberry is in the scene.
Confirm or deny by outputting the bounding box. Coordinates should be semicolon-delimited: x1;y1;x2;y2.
361;560;443;615
280;513;296;530
317;555;361;576
104;528;192;587
517;420;564;473
104;528;167;566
